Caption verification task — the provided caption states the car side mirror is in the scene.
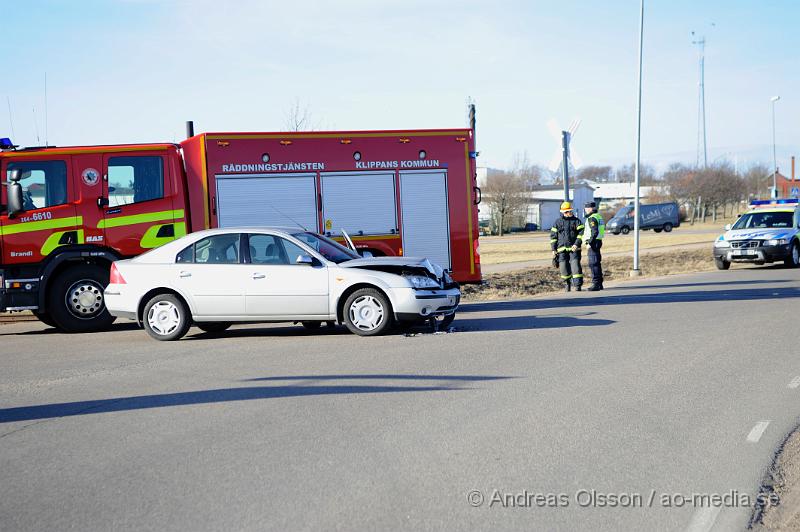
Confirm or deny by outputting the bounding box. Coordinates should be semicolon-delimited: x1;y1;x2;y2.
724;224;731;231
5;169;24;217
360;250;374;258
295;254;314;265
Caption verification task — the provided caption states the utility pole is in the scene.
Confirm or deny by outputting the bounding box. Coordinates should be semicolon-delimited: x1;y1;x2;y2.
561;131;571;202
771;96;780;198
632;0;644;275
691;33;707;168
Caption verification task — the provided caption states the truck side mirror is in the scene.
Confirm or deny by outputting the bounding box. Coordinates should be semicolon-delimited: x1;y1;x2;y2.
6;169;24;217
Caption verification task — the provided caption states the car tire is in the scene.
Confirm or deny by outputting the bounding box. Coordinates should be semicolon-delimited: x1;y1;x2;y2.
48;265;116;333
301;321;322;330
653;227;663;233
196;321;232;334
620;226;630;235
785;242;800;268
714;258;730;270
343;288;393;336
663;223;673;232
143;293;191;341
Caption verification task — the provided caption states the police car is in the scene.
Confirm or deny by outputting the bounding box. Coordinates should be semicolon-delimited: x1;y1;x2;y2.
713;199;800;270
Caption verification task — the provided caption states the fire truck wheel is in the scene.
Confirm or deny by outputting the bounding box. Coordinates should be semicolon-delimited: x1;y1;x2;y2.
143;293;191;341
48;265;116;333
343;288;393;336
195;321;232;334
33;311;58;329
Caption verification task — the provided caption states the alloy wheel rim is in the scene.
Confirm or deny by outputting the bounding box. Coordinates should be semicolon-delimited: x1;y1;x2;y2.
147;301;181;336
349;295;384;331
66;280;105;319
794;245;799;265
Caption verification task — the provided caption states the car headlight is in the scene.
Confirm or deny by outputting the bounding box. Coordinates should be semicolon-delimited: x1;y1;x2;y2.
765;238;787;246
406;275;440;289
714;239;729;247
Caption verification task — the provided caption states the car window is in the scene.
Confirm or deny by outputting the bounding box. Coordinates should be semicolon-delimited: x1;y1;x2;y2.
6;160;68;209
176;244;193;263
732;211;793;229
108;156;164;207
193;234;240;264
282;239;309;264
247;234;287;265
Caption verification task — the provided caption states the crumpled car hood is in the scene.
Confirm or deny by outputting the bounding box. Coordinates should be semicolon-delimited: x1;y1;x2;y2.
339;256;444;277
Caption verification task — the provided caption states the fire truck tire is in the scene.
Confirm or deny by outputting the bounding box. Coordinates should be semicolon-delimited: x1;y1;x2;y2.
195;321;232;334
48;265;116;333
33;311;58;329
143;293;191;341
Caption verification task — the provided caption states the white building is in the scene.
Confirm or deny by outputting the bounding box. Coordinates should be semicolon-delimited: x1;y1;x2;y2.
585;181;668;208
524;183;596;230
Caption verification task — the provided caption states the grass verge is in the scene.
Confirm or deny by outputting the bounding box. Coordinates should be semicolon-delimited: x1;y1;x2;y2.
463;248;717;301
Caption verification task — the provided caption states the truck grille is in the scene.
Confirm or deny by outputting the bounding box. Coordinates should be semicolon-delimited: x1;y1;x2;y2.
730;240;760;249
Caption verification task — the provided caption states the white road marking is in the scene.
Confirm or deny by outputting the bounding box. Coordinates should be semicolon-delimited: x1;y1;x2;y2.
747;421;770;443
684;506;721;532
789;376;800;389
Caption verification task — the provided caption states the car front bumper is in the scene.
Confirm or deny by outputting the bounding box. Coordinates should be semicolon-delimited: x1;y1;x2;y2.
713;243;792;263
392;287;461;322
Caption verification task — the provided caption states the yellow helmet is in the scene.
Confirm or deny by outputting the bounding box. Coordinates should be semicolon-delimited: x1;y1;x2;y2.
560;201;573;212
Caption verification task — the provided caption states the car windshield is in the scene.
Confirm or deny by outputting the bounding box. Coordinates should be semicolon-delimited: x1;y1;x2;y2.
292;232;360;264
732;211;793;230
613;206;632;219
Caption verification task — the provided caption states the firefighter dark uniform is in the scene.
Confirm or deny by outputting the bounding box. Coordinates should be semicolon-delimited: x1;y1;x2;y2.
550;202;584;292
583;202;605;291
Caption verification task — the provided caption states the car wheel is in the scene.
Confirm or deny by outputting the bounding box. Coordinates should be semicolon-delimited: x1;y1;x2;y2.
430;313;456;331
620;226;630;235
785;242;800;268
663;223;673;232
301;321;322;330
343;288;393;336
714;258;730;270
196;321;232;334
653;227;663;233
48;265;116;333
143;293;191;341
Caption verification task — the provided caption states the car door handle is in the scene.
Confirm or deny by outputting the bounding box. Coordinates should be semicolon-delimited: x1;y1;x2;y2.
179;271;192;278
252;273;266;280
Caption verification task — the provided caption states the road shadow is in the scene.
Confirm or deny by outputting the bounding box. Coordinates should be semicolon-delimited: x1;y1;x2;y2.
0;322;140;337
0;374;512;424
453;314;614;332
244;374;515;383
611;279;792;291
460;286;800;314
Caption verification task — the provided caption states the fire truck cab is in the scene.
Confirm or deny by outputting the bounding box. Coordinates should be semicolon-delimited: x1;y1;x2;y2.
0;128;481;333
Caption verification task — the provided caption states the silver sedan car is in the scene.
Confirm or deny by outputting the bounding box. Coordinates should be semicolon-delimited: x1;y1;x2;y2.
104;227;460;340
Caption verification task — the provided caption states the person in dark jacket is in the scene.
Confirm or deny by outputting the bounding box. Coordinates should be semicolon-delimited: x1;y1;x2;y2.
550;201;584;292
583;201;606;291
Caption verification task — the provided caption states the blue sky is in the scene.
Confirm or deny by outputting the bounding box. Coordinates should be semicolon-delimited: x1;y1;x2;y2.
4;0;799;172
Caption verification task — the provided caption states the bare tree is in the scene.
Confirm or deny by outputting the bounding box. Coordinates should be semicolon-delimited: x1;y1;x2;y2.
575;165;613;183
482;170;529;236
614;163;658;184
284;99;315;131
510;151;545;190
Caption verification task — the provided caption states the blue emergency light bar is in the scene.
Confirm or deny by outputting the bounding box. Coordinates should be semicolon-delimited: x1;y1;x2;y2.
0;137;15;150
749;198;800;206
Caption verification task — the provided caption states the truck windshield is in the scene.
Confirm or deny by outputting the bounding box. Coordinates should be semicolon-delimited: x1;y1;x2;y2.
613;206;632;219
732;211;793;230
292;232;360;264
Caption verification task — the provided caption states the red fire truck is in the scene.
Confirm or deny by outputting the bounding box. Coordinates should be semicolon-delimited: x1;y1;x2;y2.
0;127;482;332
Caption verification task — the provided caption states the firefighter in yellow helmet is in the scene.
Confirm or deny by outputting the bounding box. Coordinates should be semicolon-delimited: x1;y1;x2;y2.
550;201;584;292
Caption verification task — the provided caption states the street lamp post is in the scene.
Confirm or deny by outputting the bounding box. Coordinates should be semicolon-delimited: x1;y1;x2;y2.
771;95;781;198
632;0;644;275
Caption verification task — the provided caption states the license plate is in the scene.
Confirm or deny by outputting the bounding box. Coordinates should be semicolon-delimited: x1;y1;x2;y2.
735;250;757;256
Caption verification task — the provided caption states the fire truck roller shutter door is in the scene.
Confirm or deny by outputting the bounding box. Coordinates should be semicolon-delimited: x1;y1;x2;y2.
215;173;318;231
399;170;451;269
320;172;397;236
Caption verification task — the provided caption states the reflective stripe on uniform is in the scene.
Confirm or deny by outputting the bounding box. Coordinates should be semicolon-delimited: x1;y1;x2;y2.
561;274;572;279
97;209;185;229
0;216;83;236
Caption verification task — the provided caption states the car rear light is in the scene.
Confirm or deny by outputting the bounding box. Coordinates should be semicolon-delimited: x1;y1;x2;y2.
109;263;126;285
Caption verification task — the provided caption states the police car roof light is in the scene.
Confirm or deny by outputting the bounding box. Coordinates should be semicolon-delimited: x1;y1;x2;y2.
0;137;16;150
749;198;799;207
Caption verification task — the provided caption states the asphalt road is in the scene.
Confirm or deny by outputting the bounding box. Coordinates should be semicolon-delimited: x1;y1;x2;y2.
1;266;799;531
